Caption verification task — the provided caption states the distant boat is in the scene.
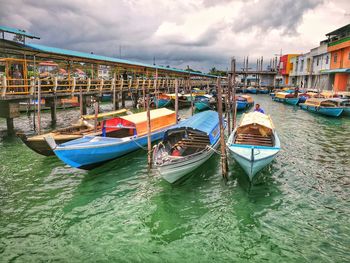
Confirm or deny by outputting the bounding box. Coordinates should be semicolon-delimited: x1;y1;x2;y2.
151;94;172;108
46;108;177;169
167;93;193;107
227;112;280;181
17;109;128;156
299;98;344;117
258;88;269;94
236;95;254;111
273;92;299;105
246;86;257;94
194;95;213;111
153;110;221;183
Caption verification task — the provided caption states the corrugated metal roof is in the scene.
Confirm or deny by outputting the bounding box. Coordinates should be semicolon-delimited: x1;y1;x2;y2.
23;43;217;78
0;25;40;39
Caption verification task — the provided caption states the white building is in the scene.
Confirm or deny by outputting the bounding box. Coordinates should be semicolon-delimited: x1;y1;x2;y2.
310;41;331;90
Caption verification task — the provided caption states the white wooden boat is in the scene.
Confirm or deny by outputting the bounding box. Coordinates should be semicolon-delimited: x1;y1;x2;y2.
153;110;220;183
227;112;280;181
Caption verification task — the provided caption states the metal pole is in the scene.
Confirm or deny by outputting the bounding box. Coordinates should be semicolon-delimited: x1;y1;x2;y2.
216;77;228;179
146;94;152;170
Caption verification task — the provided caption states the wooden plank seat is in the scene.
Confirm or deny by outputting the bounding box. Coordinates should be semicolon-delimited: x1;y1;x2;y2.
235;133;273;147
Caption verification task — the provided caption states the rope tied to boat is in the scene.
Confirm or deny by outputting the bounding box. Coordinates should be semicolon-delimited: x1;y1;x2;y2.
131;136;148;150
206;145;222;156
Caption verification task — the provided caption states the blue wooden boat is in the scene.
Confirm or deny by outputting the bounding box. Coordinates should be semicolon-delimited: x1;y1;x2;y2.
227;112;280;181
45;108;177;169
151;94;172;108
236;95;254;111
330;98;350;116
273;92;299;105
258;88;269;94
246;87;257;94
194;95;212;111
153;110;221;183
299;98;343;117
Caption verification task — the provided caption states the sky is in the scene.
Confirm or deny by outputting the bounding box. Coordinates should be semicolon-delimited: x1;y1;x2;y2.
0;0;349;72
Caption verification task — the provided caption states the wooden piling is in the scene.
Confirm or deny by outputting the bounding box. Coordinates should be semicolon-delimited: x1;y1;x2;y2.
37;78;41;134
175;79;179;124
227;74;231;134
6;117;14;136
190;77;194;115
79;84;83;116
50;98;57;125
146;94;152;170
216;78;228;179
232;58;237;131
94;99;99;133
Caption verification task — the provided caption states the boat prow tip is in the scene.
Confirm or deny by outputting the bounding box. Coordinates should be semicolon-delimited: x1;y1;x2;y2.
44;135;57;150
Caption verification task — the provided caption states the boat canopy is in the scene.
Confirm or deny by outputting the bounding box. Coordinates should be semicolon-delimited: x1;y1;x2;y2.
275;92;294;99
304;98;339;107
237;112;274;136
103;108;176;136
240;95;254;103
164;110;220;144
82;109;127;120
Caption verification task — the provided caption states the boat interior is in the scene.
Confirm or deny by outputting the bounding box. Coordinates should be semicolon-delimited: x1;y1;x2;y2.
162;129;210;157
234;124;274;147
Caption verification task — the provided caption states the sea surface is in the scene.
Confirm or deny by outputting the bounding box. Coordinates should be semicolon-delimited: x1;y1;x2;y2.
0;95;349;262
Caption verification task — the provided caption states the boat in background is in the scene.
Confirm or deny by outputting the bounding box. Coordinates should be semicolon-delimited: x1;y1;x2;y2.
227;112;280;181
273;92;299;105
246;86;257;94
18;109;128;156
299;98;344;117
258;88;269;94
153;110;220;183
46;108;177;169
194;95;210;111
236;95;254;111
151;94;172;108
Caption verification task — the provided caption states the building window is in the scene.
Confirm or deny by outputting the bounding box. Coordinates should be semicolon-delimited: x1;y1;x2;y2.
300;60;304;72
325;55;329;64
334;53;337;63
317;58;319;66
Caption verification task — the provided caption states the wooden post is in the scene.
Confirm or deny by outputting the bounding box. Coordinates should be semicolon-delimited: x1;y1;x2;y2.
112;75;116;110
50;98;57;125
216;77;228;179
87;78;91;92
227;74;231;135
29;77;35;95
94;99;98;133
72;77;76;94
120;78;124;108
6;117;15;136
175;79;179;124
37;78;41;134
190;77;194;115
232;58;237;131
146;94;152;170
154;68;158;108
1;76;7;97
142;78;146;110
79;84;83;116
53;77;58;93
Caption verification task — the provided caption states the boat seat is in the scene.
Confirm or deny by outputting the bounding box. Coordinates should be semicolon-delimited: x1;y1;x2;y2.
235;133;273;147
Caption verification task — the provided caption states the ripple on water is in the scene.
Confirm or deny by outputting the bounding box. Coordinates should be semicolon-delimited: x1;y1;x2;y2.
0;96;350;262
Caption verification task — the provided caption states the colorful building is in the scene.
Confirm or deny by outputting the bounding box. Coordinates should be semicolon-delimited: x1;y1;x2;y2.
324;24;350;92
278;54;299;85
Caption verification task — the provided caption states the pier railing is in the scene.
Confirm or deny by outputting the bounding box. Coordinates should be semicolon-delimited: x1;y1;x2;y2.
1;76;214;98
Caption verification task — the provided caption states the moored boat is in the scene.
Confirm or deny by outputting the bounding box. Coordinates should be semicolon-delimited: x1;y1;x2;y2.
46;108;177;169
273;92;299;105
299;98;344;117
194;95;213;111
258;88;269;94
17;109;128;156
236;95;254;111
227;112;280;181
153;110;220;183
151;94;172;108
246;86;257;94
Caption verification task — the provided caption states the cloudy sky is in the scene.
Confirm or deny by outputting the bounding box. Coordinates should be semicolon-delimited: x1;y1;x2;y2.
0;0;349;72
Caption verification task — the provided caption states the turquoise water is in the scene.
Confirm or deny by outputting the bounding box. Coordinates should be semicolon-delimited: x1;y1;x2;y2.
0;95;349;262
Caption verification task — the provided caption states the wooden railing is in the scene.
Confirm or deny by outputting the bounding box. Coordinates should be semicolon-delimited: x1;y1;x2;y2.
1;76;215;97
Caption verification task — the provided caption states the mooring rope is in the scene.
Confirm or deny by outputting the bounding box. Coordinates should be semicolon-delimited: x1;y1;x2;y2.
131;136;148;150
206;145;222;156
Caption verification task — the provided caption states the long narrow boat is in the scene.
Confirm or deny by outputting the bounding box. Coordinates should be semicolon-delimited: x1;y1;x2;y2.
299;98;344;117
236;95;254;111
153;110;220;183
46;108;177;169
258;88;269;94
328;98;350;116
167;93;193;107
17;109;128;156
246;86;257;94
273;92;299;105
227;112;280;181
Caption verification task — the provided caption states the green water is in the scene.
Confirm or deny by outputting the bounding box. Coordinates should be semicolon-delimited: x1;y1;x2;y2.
0;95;349;262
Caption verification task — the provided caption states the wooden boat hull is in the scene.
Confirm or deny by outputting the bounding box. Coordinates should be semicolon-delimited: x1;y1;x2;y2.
152;98;172;108
258;89;269;94
273;97;299;105
155;140;219;183
300;104;343;117
17;133;80;156
51;130;166;169
227;132;280;181
342;107;350;116
236;101;254;111
246;88;257;94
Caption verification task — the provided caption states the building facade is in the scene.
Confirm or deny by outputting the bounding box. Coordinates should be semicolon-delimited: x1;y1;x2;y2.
324;24;350;92
278;54;299;85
